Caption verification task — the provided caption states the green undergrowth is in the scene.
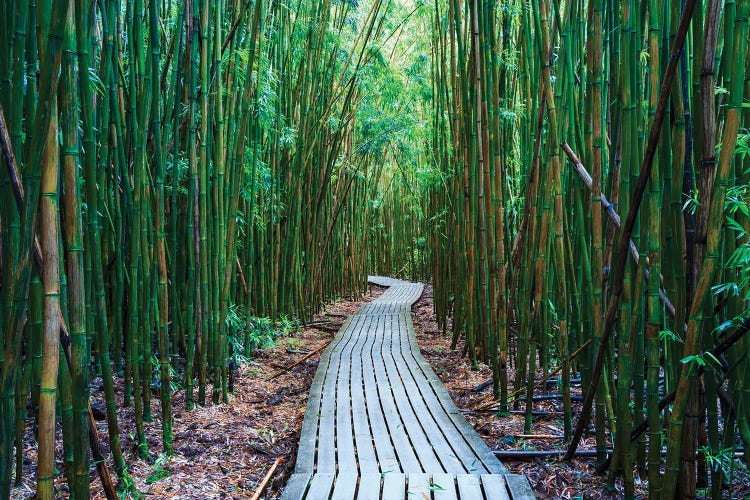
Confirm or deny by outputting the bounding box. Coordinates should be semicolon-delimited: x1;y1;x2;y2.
224;303;301;364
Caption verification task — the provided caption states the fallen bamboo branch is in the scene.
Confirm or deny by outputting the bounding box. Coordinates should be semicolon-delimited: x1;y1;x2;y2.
494;449;611;459
513;434;563;440
268;343;329;379
470;393;496;410
250;458;282;500
285;348;312;355
532;394;583;402
474;338;592;411
311;324;341;333
495;448;746;461
509;410;563;417
471;379;494;392
561;142;677;319
511;338;590;402
303;320;334;327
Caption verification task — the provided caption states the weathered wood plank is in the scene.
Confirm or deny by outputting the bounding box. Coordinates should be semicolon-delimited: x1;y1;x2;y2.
401;316;507;474
350;316;379;473
381;473;406;500
330;473;359;499
280;473;311;500
390;314;479;474
357;473;383;500
371;316;422;472
431;473;459;500
481;474;511;500
335;318;359;473
456;474;484;498
316;338;343;472
305;473;335;498
362;316;400;473
380;314;442;472
294;316;354;474
406;473;431;499
505;474;535;500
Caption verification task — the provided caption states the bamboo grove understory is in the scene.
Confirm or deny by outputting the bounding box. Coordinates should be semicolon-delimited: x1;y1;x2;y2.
0;0;749;498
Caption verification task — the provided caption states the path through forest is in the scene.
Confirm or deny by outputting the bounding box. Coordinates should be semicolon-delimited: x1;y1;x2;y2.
281;277;534;499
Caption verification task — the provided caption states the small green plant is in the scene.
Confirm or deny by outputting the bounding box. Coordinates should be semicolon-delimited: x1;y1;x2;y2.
699;444;740;482
116;472;142;500
223;303;294;360
145;454;172;484
658;329;683;344
286;337;303;349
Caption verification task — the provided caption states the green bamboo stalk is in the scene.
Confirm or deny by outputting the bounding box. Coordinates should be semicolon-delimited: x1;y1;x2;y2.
661;2;749;496
61;11;89;493
37;71;62;500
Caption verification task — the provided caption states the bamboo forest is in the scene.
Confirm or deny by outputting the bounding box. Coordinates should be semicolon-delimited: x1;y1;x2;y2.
1;0;750;498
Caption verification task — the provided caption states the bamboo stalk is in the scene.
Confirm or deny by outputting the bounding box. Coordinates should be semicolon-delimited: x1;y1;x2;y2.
565;0;697;460
250;458;282;500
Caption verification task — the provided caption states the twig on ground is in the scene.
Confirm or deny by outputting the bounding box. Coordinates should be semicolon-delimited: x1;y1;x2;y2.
250;458;282;500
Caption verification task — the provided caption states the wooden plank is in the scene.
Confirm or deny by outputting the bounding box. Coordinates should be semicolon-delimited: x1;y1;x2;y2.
295;317;353;474
481;475;511;500
430;473;458;500
504;474;535;500
379;314;442;472
280;473;311;500
406;473;431;499
316;337;344;472
362;316;400;473
402;318;507;474
305;473;335;499
394;317;482;471
350;315;379;473
357;473;383;500
381;473;406;500
321;315;362;471
330;473;358;500
335;317;360;473
294;368;325;473
371;315;422;472
389;314;474;474
368;276;403;288
456;474;484;498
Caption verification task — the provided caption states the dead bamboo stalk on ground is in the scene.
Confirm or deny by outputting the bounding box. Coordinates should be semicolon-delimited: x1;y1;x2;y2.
473;338;591;410
513;434;563;440
250;458;282;500
268;343;329;380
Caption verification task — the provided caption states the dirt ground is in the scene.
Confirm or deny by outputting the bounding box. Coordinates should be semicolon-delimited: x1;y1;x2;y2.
12;282;749;499
410;285;632;500
10;286;384;500
411;285;750;500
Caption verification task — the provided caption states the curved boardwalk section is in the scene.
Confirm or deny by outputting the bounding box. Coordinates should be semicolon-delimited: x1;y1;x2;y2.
283;277;534;499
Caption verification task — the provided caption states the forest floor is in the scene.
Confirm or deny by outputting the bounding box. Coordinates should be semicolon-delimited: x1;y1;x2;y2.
10;286;384;500
412;285;750;500
412;285;634;499
12;282;749;499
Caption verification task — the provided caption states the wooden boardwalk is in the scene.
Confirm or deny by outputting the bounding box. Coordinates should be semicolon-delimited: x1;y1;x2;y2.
282;277;534;499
